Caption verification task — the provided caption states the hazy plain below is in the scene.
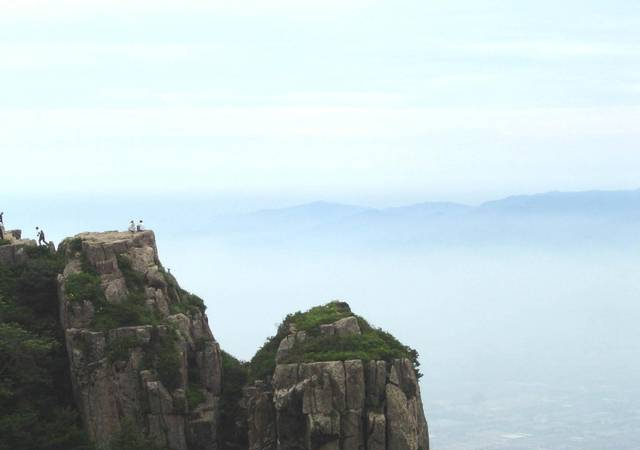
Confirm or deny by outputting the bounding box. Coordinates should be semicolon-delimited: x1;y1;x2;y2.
4;190;640;450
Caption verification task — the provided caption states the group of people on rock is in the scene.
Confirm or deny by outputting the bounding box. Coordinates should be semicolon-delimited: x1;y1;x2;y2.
128;219;145;233
0;211;48;246
1;211;149;247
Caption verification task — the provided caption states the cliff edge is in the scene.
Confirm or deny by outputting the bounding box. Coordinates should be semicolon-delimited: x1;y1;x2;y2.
57;231;222;450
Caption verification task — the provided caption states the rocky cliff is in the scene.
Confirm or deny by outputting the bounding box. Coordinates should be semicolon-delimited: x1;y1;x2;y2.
0;231;429;450
57;231;222;450
244;302;429;450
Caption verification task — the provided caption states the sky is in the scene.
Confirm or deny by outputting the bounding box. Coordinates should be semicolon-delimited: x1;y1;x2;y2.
2;0;639;206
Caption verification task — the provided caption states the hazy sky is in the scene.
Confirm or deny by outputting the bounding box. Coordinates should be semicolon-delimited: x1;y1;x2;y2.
2;0;639;205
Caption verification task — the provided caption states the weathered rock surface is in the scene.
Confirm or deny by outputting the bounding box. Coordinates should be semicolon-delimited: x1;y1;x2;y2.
246;316;429;450
58;231;222;450
0;234;36;265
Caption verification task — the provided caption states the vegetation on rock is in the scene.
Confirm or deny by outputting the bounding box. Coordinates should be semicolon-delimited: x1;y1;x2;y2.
218;351;249;449
142;327;182;390
65;272;103;303
249;301;421;381
108;419;169;450
164;269;207;315
0;249;91;450
105;335;143;364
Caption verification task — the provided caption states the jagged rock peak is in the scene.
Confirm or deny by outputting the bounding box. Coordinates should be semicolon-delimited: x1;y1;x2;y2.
57;230;222;450
245;301;430;450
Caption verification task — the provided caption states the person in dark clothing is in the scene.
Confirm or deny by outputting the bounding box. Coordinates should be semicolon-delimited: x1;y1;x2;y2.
0;212;4;224
36;227;47;246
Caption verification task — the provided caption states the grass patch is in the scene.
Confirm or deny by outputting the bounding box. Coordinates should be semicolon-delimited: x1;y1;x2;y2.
0;239;10;246
92;299;160;331
143;328;182;391
186;385;206;409
169;292;206;316
284;333;409;364
67;238;83;253
219;351;249;449
249;301;421;381
65;272;103;303
106;335;143;364
0;243;91;450
284;301;352;335
109;418;169;450
116;254;145;293
74;254;161;331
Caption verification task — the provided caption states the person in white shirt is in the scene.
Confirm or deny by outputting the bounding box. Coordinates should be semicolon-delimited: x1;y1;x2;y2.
137;220;145;232
128;220;136;233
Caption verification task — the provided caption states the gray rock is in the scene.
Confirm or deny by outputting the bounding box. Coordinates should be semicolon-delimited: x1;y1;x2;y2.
318;316;361;338
60;231;222;450
0;239;36;265
276;330;307;363
333;316;361;337
249;358;428;450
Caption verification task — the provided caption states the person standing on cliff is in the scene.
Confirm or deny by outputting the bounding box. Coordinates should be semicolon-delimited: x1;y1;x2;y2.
137;220;145;232
128;220;136;233
36;227;47;246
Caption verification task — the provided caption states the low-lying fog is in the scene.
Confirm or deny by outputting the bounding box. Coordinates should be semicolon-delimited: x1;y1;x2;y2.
4;192;640;450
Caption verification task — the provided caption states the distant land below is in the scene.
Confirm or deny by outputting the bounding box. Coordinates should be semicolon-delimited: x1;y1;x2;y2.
251;188;640;217
199;189;640;250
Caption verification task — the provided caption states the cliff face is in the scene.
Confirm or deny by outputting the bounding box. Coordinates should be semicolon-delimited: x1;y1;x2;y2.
1;230;429;450
245;305;429;450
57;231;222;450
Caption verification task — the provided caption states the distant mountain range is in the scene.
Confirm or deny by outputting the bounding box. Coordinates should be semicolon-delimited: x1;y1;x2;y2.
204;189;640;249
250;189;640;220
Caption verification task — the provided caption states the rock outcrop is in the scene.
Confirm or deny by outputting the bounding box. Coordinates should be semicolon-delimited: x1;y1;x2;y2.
58;231;222;450
245;309;429;450
0;229;36;265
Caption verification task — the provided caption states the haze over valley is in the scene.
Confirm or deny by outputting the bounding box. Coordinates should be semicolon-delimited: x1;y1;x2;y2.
4;188;639;449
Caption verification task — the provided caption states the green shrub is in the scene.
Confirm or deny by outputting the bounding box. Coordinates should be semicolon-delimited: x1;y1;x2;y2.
249;301;421;381
116;255;145;293
219;351;249;449
92;299;159;332
65;273;103;303
106;336;143;364
186;385;206;409
284;333;408;364
249;334;281;382
169;292;206;316
0;239;10;246
0;249;91;450
284;301;352;334
143;328;182;391
108;418;168;450
67;238;83;254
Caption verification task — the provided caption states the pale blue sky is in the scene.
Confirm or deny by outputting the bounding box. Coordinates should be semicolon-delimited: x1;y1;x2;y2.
2;0;639;205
